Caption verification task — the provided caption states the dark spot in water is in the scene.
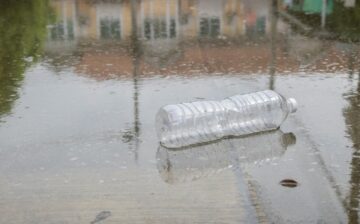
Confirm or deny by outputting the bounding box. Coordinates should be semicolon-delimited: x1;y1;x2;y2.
122;130;133;143
280;179;298;188
90;211;111;224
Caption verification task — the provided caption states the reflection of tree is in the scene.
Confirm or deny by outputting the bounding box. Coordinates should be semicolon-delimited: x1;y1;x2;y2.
343;75;360;223
287;1;360;41
0;1;49;118
327;1;360;41
269;0;278;89
130;0;141;163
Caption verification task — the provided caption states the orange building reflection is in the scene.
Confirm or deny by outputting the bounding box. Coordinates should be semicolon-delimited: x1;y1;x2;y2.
45;0;360;80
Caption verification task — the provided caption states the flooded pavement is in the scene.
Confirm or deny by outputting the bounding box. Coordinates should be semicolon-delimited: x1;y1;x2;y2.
1;0;360;223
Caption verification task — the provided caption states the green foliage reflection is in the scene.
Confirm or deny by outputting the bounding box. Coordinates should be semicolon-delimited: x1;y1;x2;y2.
0;0;48;118
287;1;360;42
327;1;360;41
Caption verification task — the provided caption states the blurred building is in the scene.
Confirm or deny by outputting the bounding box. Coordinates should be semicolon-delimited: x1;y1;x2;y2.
46;0;281;42
44;0;359;79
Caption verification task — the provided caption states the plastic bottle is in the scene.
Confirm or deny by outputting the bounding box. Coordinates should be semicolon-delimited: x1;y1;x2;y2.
156;130;296;184
156;90;297;148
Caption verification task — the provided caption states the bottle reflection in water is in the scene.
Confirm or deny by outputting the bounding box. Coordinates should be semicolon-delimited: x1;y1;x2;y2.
156;90;297;148
157;130;296;184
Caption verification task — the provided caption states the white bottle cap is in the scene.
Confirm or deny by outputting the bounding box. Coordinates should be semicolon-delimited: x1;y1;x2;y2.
286;98;298;113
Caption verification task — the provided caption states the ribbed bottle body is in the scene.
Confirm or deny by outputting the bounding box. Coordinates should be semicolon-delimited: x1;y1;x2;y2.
224;90;289;136
156;90;296;148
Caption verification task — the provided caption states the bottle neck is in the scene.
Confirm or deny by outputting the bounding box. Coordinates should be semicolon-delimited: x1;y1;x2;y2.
286;98;298;113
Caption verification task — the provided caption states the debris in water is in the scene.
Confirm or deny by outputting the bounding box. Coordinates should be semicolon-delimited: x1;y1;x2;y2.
90;211;111;224
280;179;298;188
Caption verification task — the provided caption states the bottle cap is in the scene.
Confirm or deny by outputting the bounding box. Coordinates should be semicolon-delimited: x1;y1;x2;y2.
286;98;298;113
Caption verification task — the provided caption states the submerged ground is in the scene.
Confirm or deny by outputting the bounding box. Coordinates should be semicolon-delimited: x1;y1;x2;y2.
1;0;360;223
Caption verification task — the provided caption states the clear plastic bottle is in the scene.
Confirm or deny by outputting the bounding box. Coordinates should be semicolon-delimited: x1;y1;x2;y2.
156;90;297;148
156;130;296;184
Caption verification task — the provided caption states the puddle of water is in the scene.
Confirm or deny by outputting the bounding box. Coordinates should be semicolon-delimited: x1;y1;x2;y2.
1;0;360;223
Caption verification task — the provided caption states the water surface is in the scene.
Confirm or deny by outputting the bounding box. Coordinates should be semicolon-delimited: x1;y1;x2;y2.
1;0;360;223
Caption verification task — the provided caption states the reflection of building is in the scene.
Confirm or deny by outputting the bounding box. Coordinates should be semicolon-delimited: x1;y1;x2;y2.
96;3;123;39
140;0;179;40
290;0;334;14
45;0;360;79
45;0;280;74
48;0;77;41
47;0;277;42
43;0;271;77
